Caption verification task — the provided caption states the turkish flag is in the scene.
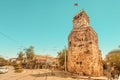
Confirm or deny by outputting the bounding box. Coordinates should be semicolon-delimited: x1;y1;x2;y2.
74;3;78;6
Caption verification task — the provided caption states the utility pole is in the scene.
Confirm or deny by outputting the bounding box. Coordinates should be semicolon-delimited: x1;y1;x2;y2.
64;46;67;72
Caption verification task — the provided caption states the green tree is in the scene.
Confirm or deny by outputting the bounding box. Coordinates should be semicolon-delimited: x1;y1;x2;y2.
106;49;120;69
102;60;107;70
14;63;23;73
0;57;7;66
105;49;120;76
24;46;35;61
17;51;24;61
57;48;68;67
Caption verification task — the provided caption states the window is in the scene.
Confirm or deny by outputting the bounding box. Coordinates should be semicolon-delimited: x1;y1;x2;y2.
89;42;92;44
76;62;79;64
76;61;82;65
82;38;83;41
79;61;82;65
69;41;71;47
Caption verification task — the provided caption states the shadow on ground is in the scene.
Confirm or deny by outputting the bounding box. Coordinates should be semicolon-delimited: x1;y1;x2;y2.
30;70;77;78
30;70;107;80
30;70;93;80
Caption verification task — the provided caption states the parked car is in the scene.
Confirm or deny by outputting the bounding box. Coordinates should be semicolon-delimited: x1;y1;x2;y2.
0;66;8;74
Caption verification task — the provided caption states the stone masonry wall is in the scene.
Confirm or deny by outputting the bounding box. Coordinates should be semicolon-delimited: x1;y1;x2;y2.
67;10;103;77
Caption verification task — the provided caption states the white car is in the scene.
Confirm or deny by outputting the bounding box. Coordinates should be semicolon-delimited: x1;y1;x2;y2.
0;66;8;74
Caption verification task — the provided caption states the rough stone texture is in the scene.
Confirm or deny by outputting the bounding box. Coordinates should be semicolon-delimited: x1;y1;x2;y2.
67;10;103;77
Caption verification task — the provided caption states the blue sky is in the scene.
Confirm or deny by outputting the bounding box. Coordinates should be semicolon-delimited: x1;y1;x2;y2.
0;0;120;58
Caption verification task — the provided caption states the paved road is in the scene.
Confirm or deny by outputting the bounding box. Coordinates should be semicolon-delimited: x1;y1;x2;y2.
0;66;79;80
0;66;107;80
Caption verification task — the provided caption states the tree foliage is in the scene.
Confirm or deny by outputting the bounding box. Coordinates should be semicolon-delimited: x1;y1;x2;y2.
0;57;7;66
24;46;35;61
57;47;68;67
14;63;23;73
105;49;120;71
102;60;107;70
17;51;24;60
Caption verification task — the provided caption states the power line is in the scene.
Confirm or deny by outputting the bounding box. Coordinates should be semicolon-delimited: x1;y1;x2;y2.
0;31;18;43
0;31;25;53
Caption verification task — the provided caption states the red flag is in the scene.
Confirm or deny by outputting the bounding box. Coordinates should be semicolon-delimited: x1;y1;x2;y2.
74;3;78;6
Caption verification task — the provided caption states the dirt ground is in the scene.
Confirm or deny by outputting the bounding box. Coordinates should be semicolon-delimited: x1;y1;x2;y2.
0;66;107;80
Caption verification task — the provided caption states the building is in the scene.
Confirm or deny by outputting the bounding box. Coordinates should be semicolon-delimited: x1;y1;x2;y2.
34;55;57;69
67;10;103;76
9;58;17;64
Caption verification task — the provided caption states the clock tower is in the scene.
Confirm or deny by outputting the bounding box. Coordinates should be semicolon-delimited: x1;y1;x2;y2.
67;10;103;76
73;10;89;28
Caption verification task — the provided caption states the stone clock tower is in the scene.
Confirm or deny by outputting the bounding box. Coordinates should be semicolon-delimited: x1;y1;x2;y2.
67;10;103;76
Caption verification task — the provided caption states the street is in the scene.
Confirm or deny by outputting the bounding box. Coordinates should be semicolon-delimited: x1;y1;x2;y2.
0;66;107;80
0;66;80;80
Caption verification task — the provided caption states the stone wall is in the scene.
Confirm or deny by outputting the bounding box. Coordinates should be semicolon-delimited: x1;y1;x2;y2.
67;10;103;76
